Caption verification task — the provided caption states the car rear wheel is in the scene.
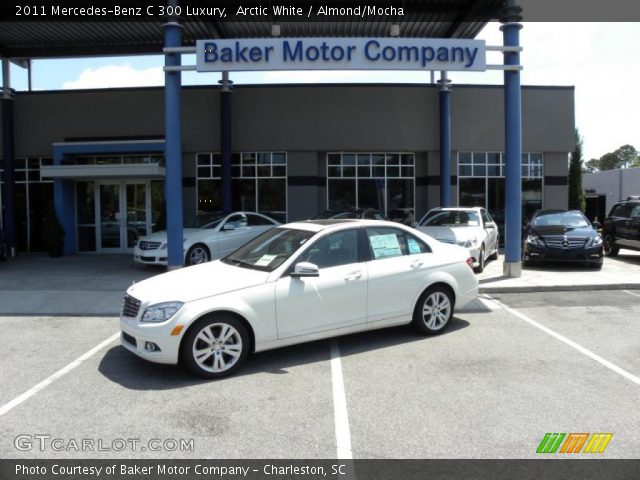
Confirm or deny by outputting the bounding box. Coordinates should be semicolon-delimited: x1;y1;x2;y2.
603;235;619;257
412;286;454;335
182;316;249;379
185;244;210;266
474;245;486;273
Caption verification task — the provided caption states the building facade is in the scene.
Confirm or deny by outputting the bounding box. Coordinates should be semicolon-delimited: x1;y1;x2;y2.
0;82;574;254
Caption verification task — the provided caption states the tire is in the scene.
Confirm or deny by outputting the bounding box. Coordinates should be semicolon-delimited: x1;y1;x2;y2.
185;244;210;266
603;235;619;257
182;315;250;379
412;286;454;336
474;245;485;273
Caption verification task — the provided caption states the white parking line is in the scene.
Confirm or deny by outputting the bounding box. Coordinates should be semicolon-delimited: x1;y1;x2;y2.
486;296;640;386
623;290;640;298
330;341;353;459
0;332;120;417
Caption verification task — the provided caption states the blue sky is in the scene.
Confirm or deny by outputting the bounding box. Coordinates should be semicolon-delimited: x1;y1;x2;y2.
7;22;639;161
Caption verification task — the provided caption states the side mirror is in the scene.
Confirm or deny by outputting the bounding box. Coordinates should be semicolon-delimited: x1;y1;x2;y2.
592;221;601;230
291;262;319;278
222;223;236;231
486;222;496;229
411;221;418;228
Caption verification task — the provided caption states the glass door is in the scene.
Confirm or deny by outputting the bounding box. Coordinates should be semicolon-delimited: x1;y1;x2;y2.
98;183;122;250
96;181;151;252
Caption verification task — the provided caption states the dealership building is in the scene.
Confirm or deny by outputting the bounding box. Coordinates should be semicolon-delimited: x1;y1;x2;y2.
0;1;574;275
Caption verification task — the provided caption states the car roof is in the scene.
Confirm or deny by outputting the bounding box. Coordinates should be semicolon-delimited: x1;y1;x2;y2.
282;219;396;233
428;207;483;212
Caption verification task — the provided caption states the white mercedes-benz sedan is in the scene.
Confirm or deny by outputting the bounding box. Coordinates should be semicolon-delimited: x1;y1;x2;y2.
121;219;478;378
415;207;499;273
133;211;280;267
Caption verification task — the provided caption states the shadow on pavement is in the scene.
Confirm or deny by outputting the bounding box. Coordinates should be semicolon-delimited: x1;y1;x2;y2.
99;318;470;389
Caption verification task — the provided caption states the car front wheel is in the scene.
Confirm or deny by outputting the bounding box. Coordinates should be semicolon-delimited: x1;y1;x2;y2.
474;245;485;273
412;286;454;335
603;235;619;257
185;244;210;266
182;316;250;379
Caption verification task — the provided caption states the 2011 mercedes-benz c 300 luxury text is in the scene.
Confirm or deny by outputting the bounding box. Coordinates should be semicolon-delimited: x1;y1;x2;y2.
120;220;478;378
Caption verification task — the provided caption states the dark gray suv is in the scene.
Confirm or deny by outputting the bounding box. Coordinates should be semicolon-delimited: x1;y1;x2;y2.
602;199;640;256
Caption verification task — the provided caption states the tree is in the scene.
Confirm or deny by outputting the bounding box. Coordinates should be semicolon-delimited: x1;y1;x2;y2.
598;152;622;171
568;129;586;212
614;144;638;168
584;158;599;173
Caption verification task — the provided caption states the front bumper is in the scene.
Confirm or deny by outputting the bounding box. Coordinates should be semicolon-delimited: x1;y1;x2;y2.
523;243;604;264
120;316;183;364
133;245;169;266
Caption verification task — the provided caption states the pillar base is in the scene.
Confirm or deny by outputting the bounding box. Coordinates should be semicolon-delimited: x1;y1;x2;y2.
503;261;522;278
167;265;182;271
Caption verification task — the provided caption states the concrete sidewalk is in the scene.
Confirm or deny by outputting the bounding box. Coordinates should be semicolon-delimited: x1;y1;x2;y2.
0;249;639;316
478;249;640;293
0;253;159;316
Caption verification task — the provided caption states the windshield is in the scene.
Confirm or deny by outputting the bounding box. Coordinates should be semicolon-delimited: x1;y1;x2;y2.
532;211;589;228
223;228;315;272
420;210;480;227
186;213;225;229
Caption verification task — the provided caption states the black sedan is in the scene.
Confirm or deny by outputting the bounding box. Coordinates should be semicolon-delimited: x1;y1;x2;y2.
522;210;603;269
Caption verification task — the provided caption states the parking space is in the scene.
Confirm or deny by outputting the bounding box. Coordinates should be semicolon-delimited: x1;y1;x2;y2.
1;289;639;459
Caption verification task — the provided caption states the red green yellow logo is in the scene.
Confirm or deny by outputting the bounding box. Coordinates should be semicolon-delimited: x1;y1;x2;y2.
537;433;613;454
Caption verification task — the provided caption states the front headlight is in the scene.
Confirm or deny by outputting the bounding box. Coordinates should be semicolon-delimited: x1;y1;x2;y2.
458;238;478;248
141;302;184;323
526;234;543;246
586;234;603;247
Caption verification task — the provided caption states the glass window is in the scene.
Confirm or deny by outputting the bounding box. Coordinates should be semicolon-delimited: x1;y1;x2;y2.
246;213;276;226
300;229;359;269
366;227;429;259
459;178;486;208
327;153;414;217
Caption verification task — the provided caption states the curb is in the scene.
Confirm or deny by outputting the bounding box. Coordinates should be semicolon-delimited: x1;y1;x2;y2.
479;283;640;294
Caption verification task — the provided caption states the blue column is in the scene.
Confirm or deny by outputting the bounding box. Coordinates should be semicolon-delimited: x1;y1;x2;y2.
220;72;232;213
501;1;523;277
438;72;452;207
164;14;184;269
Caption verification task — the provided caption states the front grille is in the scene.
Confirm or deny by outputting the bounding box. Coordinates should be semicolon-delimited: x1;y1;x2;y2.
544;236;587;249
122;331;137;346
121;294;141;318
138;241;161;251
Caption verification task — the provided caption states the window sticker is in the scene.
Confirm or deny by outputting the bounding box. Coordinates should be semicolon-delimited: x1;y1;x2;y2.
255;254;277;266
407;238;422;254
370;234;402;259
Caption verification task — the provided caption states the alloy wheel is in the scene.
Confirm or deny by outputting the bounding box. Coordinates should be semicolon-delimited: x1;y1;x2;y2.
422;291;452;330
192;323;243;374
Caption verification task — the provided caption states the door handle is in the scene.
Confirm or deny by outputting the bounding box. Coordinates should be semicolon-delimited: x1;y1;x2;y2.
410;260;424;268
345;271;362;281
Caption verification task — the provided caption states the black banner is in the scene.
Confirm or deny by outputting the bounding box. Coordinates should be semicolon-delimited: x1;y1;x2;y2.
2;460;640;480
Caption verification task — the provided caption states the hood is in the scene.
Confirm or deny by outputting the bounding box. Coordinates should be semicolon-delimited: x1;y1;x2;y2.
126;260;269;304
418;226;482;243
531;225;595;237
139;228;205;243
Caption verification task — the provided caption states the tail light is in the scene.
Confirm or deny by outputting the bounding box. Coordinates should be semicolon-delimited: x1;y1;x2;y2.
466;257;474;270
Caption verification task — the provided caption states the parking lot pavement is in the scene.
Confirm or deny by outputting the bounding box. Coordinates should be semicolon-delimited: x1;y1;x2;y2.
0;290;638;459
478;249;640;293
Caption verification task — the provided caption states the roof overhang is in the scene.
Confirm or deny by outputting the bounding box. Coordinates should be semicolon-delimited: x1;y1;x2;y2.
41;164;165;180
